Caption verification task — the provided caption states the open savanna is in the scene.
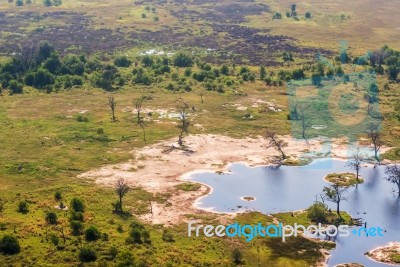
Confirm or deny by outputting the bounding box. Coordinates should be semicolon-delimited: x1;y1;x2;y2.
0;0;399;266
1;78;334;266
246;0;400;54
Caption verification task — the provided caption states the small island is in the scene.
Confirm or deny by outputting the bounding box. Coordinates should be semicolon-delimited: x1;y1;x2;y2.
365;242;400;265
241;196;256;202
335;264;364;267
324;172;364;186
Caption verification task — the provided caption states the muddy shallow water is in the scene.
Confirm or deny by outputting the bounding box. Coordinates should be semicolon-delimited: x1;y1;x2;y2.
186;159;400;266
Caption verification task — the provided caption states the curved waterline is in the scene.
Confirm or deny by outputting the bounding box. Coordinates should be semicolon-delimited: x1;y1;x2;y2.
184;158;398;267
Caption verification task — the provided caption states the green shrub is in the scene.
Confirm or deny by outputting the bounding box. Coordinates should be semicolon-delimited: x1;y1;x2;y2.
9;80;23;94
70;197;85;212
76;114;89;122
307;202;328;223
17;200;29;214
117;251;135;266
0;235;21;255
173;52;193;67
70;220;84;236
45;211;58;225
108;245;118;260
70;211;84;222
162;230;175;242
126;221;150;244
114;56;132;67
79;246;97;262
84;226;101;242
232;248;243;265
54;190;62;201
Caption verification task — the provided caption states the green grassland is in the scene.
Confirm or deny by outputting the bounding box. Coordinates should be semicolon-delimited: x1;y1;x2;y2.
0;0;400;266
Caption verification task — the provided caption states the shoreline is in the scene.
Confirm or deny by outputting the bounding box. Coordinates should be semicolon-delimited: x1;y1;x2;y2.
365;242;400;266
79;134;391;225
77;133;393;266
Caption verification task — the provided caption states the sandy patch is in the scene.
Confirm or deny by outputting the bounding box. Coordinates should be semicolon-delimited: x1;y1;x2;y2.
78;134;390;225
366;242;400;265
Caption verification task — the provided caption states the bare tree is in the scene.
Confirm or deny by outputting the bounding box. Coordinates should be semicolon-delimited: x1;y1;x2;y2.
108;96;117;122
371;48;389;68
385;165;400;198
115;178;130;212
289;100;299;120
135;96;147;143
177;99;191;147
266;131;287;159
17;42;38;72
300;108;311;142
55;226;67;245
366;123;382;162
346;151;363;182
323;183;347;221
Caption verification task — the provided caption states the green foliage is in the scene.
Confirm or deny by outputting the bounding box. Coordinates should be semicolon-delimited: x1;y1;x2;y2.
43;0;62;7
260;66;266;80
49;234;59;247
84;226;101;242
79;246;97;262
173;53;193;67
141;55;154;67
220;64;229;75
61;54;85;75
305;12;312;18
9;80;23;94
232;248;243;265
18;200;29;214
114;56;132;67
175;182;201;191
45;211;58;225
133;68;152;85
70;211;84;222
273;12;282;19
26;68;55;89
292;69;305;80
307;202;328;223
282;51;293;62
162;230;175;242
16;0;23;6
54;190;62;201
70;197;85;212
76;114;89;122
0;235;21;255
126;221;150;244
108;246;118;259
92;65;121;90
117;251;136;267
70;220;84;236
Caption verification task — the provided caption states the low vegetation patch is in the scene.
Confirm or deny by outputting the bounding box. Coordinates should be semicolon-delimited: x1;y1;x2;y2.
366;242;400;265
324;172;364;186
175;182;201;192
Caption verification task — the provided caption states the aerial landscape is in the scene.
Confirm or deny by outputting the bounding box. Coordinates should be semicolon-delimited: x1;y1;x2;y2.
0;0;400;266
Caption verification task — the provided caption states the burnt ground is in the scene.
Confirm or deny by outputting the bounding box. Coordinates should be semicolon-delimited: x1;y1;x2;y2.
0;1;332;65
0;11;134;56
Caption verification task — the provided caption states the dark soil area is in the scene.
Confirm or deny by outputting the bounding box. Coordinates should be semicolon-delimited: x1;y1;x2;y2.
0;11;134;56
0;2;332;65
171;2;269;23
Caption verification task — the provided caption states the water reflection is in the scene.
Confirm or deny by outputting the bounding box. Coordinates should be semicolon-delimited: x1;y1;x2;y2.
187;159;399;266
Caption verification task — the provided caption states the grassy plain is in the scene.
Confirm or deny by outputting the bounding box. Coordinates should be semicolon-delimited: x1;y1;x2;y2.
0;0;399;266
